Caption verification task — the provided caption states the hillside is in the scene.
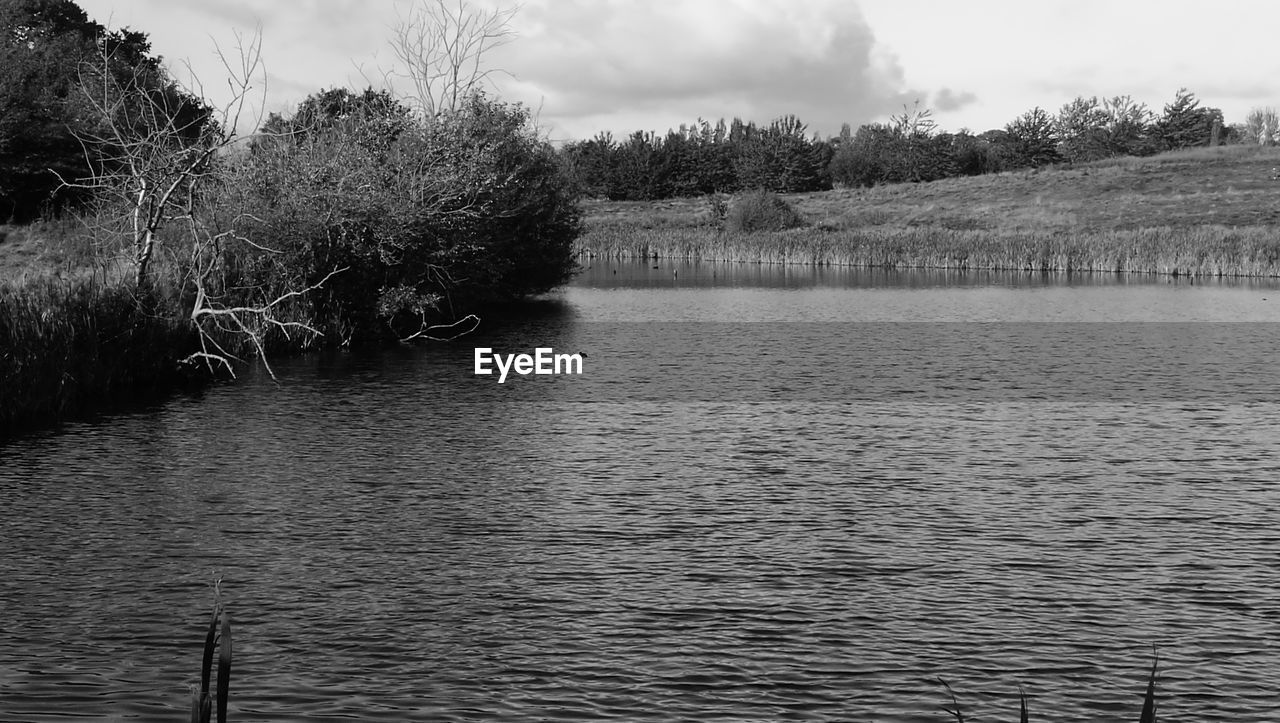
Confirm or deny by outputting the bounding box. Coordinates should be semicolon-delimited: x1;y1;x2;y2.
578;145;1280;276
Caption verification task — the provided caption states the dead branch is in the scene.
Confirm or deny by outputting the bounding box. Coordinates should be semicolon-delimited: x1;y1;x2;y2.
387;0;518;117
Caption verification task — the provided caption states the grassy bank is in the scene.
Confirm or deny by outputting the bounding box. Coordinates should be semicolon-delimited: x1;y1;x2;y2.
578;144;1280;276
0;277;199;440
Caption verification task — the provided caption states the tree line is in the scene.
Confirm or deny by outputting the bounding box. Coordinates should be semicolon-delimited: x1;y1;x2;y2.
559;89;1264;201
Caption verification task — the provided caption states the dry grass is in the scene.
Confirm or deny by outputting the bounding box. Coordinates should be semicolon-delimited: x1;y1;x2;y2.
579;145;1280;276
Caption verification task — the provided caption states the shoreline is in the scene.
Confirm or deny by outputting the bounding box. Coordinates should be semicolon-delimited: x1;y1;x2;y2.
576;144;1280;277
575;224;1280;277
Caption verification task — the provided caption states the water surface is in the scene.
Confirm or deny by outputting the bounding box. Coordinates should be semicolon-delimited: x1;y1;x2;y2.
3;263;1280;722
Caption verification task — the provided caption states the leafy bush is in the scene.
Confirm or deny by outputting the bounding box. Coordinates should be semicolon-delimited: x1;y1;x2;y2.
725;189;806;233
219;89;580;344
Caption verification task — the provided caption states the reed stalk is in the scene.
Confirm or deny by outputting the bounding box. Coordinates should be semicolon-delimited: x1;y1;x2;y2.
191;586;232;723
935;654;1160;722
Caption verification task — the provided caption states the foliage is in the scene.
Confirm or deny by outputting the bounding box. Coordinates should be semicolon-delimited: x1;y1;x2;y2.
1054;95;1160;163
1055;96;1112;163
559;115;832;200
0;0;213;221
1101;95;1157;156
0;278;197;439
1153;88;1224;150
828;112;961;188
724;189;806;233
734;115;832;193
829;123;903;186
1002;107;1061;168
1242;107;1278;146
233;89;580;344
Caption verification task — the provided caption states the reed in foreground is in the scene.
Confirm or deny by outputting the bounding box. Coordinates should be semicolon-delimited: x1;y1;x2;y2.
191;586;232;723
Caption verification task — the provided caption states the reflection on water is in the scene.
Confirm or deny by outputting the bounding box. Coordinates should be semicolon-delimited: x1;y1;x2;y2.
2;263;1280;722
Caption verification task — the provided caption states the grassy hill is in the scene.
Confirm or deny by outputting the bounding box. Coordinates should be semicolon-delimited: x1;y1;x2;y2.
578;144;1280;276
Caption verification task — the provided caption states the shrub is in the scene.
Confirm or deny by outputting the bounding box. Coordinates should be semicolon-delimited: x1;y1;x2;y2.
221;89;580;344
725;189;806;233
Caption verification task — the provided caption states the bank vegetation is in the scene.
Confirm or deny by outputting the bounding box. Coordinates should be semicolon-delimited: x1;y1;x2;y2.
578;144;1280;277
0;0;579;439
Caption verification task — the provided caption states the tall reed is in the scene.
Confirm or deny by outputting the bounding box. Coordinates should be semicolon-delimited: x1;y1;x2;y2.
577;225;1280;277
0;277;197;439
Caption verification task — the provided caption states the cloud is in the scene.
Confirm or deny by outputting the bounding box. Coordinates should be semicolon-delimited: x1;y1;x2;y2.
487;0;941;139
932;88;977;113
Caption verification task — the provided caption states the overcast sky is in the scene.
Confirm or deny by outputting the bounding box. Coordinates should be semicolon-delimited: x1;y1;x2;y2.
83;0;1280;142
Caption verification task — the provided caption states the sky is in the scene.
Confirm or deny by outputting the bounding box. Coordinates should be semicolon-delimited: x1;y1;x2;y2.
82;0;1280;143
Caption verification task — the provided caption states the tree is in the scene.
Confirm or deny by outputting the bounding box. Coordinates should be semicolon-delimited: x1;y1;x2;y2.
828;123;904;186
60;30;220;289
1242;107;1278;146
0;0;111;219
1055;96;1111;163
56;30;352;377
735;115;830;192
385;0;517;118
238;89;579;343
1101;95;1155;156
1003;107;1060;168
1153;88;1222;150
889;103;955;182
559;131;617;198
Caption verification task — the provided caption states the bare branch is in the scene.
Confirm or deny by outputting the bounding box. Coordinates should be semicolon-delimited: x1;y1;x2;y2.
401;313;481;342
386;0;518;117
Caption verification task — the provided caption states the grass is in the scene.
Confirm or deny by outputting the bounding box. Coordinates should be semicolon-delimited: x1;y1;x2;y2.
577;144;1280;276
0;276;200;439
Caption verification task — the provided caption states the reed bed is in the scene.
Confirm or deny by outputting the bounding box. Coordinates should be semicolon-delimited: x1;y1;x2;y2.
577;224;1280;277
0;276;197;439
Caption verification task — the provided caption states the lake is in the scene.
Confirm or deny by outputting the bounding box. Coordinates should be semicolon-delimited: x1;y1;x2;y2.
3;261;1280;721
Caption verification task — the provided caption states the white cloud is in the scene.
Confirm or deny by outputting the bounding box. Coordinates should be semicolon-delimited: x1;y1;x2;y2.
486;0;929;139
81;0;1280;141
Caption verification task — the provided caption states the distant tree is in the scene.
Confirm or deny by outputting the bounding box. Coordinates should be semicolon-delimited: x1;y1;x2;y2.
1101;95;1155;156
1003;107;1060;168
828;122;904;186
559;132;616;198
697;118;736;192
949;130;1001;176
1242;107;1279;146
735;115;830;192
1153;88;1223;150
1055;96;1111;163
608;131;662;200
888;103;957;182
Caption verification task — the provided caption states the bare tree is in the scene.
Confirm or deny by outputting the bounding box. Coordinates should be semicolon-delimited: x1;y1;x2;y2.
387;0;518;117
1243;107;1278;147
60;31;344;378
